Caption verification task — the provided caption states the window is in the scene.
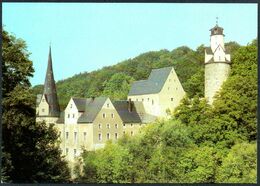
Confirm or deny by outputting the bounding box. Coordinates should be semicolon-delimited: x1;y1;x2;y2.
74;149;77;157
73;114;75;118
131;124;133;127
107;133;110;140
107;124;110;129
66;132;69;140
74;132;77;143
123;124;126;127
131;131;134;136
152;100;154;105
70;104;72;108
42;98;45;102
98;133;102;141
59;131;61;137
123;131;126;135
111;113;114;118
168;87;170;90
171;98;174;101
142;98;144;102
102;113;106;118
176;88;178;90
68;114;70;118
147;98;150;101
115;124;118;129
66;148;69;155
107;103;109;108
136;98;138;101
42;109;45;112
84;132;87;141
219;56;221;60
115;133;118;139
98;124;102;129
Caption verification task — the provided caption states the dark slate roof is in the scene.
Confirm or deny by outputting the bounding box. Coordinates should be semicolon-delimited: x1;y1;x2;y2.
210;24;224;36
78;97;108;123
128;67;173;96
42;46;60;117
205;47;213;54
112;100;142;123
72;98;90;112
56;111;65;124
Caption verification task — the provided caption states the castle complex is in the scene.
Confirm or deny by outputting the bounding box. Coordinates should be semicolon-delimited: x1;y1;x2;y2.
36;24;231;164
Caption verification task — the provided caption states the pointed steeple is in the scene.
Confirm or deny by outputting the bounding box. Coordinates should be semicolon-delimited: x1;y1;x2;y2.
43;45;60;117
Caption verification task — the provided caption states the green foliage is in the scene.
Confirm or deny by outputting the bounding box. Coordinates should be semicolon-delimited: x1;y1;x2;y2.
216;142;256;183
102;73;135;100
2;29;70;183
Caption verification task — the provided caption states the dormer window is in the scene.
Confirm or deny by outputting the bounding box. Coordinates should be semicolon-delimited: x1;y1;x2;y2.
107;103;109;108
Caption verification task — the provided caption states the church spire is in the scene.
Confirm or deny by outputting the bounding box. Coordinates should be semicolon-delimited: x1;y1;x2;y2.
43;45;60;117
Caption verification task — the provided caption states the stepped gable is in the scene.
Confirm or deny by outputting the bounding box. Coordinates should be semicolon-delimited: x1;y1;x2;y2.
128;66;172;96
43;46;60;117
78;97;108;123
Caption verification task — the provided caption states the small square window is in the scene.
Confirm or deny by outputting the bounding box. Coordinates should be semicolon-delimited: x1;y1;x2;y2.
102;113;106;118
171;98;174;101
42;109;45;112
147;98;150;101
123;124;126;127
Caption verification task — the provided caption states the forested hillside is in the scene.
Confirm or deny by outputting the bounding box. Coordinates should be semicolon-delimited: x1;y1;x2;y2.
33;41;240;109
74;40;257;183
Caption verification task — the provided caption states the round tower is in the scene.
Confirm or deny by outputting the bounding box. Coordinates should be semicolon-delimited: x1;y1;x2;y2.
204;23;231;104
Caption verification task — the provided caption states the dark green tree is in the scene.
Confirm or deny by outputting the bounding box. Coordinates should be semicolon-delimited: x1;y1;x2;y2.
2;29;70;183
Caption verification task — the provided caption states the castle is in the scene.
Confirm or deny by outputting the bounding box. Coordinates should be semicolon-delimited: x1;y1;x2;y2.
36;23;231;164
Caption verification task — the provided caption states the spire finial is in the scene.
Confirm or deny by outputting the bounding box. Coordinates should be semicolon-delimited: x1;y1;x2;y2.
216;17;219;26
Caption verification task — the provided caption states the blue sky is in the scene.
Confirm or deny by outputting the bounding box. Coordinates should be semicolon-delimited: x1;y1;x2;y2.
3;3;257;86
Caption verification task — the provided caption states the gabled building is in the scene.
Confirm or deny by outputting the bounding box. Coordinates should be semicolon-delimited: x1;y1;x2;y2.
128;66;186;117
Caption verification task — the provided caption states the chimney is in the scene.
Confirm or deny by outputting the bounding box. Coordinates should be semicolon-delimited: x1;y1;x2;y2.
128;98;133;112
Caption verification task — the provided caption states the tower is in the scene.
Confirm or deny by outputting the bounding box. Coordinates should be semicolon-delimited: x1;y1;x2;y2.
204;21;231;104
37;46;60;121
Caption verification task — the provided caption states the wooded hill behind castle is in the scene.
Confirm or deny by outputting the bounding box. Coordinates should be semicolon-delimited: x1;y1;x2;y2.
32;41;240;109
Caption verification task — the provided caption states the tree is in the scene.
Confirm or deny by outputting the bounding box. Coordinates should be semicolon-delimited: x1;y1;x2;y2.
2;29;70;183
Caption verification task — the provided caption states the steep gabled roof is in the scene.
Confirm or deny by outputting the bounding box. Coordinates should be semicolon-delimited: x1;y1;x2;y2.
77;97;108;123
128;67;173;96
42;46;60;117
72;98;90;112
112;100;142;123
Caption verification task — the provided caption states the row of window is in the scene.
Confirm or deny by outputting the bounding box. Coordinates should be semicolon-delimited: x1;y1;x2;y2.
64;132;87;142
98;131;134;141
102;113;114;118
67;113;75;118
65;148;77;157
98;123;118;129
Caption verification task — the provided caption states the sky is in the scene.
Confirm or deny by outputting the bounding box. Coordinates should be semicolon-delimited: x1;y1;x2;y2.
3;3;257;86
